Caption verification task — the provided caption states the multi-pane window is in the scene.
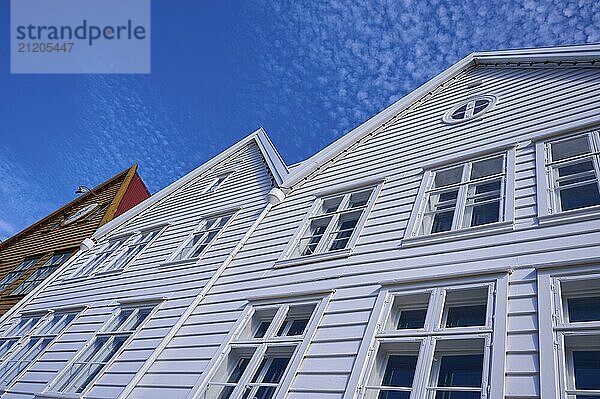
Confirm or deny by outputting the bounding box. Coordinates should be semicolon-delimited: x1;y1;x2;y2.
48;304;156;394
11;252;73;296
550;276;600;398
204;173;232;194
203;301;320;399
361;283;495;399
0;317;41;364
70;228;161;278
415;154;507;236
290;187;377;258
0;258;40;292
172;213;234;261
542;132;600;214
102;229;160;273
0;311;78;388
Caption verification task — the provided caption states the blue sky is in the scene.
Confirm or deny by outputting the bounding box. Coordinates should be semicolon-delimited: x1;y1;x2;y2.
0;0;598;240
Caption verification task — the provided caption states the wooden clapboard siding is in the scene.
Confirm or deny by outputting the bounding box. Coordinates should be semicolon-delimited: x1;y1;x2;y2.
0;165;148;316
126;63;600;399
3;141;278;399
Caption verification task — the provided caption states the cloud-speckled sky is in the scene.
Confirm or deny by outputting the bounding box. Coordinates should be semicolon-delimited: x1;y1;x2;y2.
0;0;598;240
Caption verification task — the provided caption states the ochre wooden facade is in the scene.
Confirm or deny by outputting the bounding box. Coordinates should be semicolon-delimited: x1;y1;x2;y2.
0;165;150;315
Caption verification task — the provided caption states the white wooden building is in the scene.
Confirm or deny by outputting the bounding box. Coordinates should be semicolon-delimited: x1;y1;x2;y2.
0;44;599;399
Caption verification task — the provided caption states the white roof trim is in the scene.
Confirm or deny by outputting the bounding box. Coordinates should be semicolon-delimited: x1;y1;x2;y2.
93;128;288;240
281;44;600;190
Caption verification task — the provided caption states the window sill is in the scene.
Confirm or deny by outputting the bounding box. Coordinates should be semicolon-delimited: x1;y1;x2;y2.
400;221;514;248
274;248;353;269
35;392;81;399
538;205;600;227
157;257;201;269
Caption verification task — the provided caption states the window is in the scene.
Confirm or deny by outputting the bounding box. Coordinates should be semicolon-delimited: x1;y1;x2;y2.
360;282;496;399
70;227;162;278
11;252;73;296
0;258;40;292
287;187;378;259
542;274;600;398
171;213;234;261
442;95;496;124
202;300;322;399
62;203;99;225
0;317;41;364
539;131;600;215
101;229;160;273
48;304;156;394
0;311;78;388
411;154;508;237
204;173;232;194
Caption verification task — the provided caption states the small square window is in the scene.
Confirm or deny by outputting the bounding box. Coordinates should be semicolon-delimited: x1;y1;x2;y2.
560;278;600;324
275;304;316;337
386;292;431;331
441;287;489;328
172;213;234;261
239;308;278;340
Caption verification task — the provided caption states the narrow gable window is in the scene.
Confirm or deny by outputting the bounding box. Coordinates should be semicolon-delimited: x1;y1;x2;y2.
0;257;40;293
410;153;510;237
538;131;600;215
204;173;232;194
11;251;73;295
47;304;156;394
202;297;327;399
171;213;235;261
285;186;379;260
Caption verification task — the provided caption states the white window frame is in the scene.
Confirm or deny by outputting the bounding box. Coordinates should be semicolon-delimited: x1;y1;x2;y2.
538;268;600;399
202;172;233;194
0;257;41;293
442;95;497;125
405;150;515;242
348;275;509;399
193;293;331;399
278;182;383;264
68;225;166;279
0;310;81;390
535;130;600;221
44;301;161;396
166;209;238;263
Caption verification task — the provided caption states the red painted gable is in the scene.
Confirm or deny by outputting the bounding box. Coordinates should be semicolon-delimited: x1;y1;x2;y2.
114;172;151;217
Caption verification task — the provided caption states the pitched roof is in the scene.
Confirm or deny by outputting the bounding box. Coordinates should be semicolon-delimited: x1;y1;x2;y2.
0;164;144;249
281;44;600;191
92;128;289;240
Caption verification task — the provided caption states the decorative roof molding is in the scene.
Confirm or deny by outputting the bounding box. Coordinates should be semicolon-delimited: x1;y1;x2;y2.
92;128;289;240
281;44;600;191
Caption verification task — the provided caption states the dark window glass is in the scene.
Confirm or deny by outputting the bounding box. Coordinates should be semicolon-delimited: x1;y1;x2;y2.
568;297;600;323
254;321;271;338
437;354;483;388
303;225;327;255
329;218;358;250
217;358;251;399
445;305;487;328
573;351;600;390
451;104;468;120
397;309;427;330
432;211;454;233
559;183;600;211
286;319;309;336
470;202;500;227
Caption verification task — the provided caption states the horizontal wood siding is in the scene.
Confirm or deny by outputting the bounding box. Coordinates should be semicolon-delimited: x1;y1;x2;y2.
138;65;600;399
3;143;275;399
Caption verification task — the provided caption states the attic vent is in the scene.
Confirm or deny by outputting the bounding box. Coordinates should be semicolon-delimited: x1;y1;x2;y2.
443;95;496;124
